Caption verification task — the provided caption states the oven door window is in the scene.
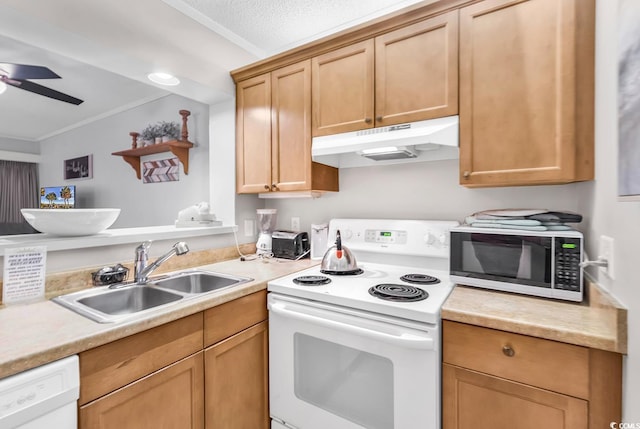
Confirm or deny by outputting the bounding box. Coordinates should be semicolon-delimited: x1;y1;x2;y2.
294;333;393;429
451;232;552;287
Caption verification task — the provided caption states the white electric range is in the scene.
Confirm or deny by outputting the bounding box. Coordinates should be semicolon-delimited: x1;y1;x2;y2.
267;218;459;429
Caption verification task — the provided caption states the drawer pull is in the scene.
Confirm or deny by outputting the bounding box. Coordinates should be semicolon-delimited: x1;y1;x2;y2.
502;345;515;357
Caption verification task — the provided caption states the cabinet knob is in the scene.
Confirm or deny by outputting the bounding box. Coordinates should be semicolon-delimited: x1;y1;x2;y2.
463;171;470;179
502;345;515;357
271;184;278;191
376;116;383;122
364;118;373;124
264;185;270;190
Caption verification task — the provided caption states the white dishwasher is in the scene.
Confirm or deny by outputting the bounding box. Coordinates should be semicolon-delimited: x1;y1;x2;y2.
0;355;79;429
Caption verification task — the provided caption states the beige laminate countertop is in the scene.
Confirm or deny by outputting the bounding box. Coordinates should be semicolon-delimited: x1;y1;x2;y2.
0;257;317;380
442;280;627;354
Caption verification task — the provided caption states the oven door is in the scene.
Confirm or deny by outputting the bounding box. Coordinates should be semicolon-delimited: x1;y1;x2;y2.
268;293;439;429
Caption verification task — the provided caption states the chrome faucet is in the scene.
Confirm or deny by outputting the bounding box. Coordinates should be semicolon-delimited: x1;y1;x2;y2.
134;241;190;283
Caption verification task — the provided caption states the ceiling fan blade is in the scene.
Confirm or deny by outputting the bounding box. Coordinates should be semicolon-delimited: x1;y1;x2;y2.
8;79;83;105
0;63;60;80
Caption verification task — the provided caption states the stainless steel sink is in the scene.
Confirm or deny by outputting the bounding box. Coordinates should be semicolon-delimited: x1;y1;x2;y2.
52;270;253;323
77;287;182;315
150;270;250;295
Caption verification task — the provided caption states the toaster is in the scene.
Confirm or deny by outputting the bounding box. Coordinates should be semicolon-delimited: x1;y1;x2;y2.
271;231;310;259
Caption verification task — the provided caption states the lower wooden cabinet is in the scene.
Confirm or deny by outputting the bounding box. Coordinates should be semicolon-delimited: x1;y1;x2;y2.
80;352;204;429
79;291;270;429
443;364;587;429
443;321;622;429
205;321;269;429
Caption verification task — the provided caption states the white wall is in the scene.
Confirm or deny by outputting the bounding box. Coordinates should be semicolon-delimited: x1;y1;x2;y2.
39;94;210;228
267;159;589;233
580;0;639;419
0;137;39;154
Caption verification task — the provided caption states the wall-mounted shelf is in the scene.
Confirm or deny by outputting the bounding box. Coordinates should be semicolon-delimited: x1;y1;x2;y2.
112;140;194;179
113;109;193;179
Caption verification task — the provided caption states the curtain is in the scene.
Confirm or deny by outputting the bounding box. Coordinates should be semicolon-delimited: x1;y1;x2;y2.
0;160;39;223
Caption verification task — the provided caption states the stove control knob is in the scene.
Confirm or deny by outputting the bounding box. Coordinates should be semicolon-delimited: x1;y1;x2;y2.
438;233;448;246
424;232;436;245
342;229;353;240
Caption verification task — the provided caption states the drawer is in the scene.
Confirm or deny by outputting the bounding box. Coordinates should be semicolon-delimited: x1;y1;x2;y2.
443;321;589;399
79;313;203;405
204;290;267;347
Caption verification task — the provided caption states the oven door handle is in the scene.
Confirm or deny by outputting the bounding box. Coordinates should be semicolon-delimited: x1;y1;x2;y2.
269;301;435;350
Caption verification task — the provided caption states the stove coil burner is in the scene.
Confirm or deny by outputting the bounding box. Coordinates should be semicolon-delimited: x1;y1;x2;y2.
320;268;364;276
292;275;332;286
368;284;429;302
400;273;440;285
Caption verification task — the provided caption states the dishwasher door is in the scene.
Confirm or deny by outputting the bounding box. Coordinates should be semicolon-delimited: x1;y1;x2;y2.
0;355;79;429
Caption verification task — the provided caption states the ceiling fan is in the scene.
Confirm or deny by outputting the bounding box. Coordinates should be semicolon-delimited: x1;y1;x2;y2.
0;62;84;105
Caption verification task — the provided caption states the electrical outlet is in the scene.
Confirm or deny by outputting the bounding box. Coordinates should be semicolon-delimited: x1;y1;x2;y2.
244;219;255;237
291;217;300;231
598;235;615;279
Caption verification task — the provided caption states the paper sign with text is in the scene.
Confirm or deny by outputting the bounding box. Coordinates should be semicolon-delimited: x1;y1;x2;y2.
2;246;47;304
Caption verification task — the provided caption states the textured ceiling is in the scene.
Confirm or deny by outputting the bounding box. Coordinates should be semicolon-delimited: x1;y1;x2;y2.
163;0;428;57
0;0;427;141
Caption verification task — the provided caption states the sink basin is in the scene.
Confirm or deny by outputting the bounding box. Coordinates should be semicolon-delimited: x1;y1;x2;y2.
77;287;182;315
52;269;253;323
151;270;251;294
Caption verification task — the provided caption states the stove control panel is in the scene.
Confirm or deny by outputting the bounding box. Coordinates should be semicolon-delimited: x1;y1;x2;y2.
328;219;460;258
365;229;407;244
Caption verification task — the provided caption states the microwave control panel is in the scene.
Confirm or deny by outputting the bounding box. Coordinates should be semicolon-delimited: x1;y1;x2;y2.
554;237;582;291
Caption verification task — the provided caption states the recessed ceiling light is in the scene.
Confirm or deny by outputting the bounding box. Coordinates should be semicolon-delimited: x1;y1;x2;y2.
147;72;180;86
0;81;6;95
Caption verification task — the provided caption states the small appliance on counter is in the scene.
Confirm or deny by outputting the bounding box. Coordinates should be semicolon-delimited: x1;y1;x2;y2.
256;209;277;255
450;225;584;302
272;231;310;259
310;223;329;260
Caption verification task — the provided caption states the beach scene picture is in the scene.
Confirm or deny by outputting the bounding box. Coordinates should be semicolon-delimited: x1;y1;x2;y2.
40;185;75;209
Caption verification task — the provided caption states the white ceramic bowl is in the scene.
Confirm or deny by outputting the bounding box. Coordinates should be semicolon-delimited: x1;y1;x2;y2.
20;208;121;236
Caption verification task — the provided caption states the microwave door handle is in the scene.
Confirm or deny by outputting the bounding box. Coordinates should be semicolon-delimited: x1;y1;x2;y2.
269;301;434;350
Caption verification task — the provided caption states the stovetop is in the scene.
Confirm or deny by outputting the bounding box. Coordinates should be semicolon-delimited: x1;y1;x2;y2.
268;262;454;325
268;219;460;325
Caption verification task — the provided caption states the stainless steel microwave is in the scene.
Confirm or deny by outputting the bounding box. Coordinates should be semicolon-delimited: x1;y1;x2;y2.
449;226;584;302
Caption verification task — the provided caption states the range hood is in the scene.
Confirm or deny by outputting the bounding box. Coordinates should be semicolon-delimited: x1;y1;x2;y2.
312;115;459;168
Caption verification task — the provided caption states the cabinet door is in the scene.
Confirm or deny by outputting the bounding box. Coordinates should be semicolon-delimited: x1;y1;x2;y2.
375;10;458;126
80;352;204;429
271;60;313;191
236;73;272;193
312;39;374;136
205;321;269;429
459;0;590;186
443;364;587;429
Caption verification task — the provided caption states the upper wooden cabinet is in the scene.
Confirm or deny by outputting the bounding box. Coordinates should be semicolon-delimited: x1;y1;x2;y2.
458;0;595;187
236;73;272;193
312;11;459;137
236;60;338;194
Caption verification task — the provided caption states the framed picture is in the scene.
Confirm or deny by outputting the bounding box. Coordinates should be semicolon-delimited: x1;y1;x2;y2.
63;154;93;180
618;0;640;200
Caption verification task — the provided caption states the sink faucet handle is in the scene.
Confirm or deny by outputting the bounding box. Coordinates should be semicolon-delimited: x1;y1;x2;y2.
137;240;152;252
134;241;153;283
